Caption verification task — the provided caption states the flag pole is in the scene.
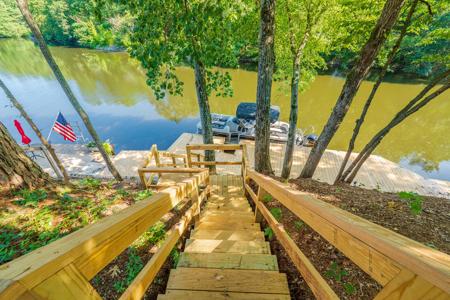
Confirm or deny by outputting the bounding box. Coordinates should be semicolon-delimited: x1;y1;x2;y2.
46;112;59;141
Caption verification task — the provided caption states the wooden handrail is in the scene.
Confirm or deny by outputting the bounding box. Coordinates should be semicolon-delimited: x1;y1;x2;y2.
186;144;243;151
250;186;338;299
0;171;209;299
246;169;450;297
119;184;209;300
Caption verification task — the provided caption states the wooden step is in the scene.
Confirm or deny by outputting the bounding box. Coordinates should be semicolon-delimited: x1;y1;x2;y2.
190;229;264;241
158;290;290;299
199;215;254;224
195;221;260;231
205;203;251;211
185;239;270;254
201;211;254;218
206;199;250;206
166;268;289;294
203;206;253;213
208;195;247;201
177;253;278;271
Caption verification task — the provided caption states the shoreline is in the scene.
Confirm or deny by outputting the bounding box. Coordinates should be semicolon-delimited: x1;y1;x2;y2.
28;136;450;199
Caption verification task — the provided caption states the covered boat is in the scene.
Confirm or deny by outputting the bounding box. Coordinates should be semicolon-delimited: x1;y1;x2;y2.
197;102;316;145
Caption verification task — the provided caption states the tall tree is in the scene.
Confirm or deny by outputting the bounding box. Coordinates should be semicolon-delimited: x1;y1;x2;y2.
16;0;123;181
335;0;419;183
0;122;51;189
341;70;449;183
255;0;276;174
278;0;334;179
300;0;406;178
118;0;246;169
0;78;70;182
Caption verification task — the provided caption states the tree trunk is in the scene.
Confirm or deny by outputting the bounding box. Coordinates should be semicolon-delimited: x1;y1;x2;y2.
343;73;449;183
16;0;122;181
299;0;405;178
194;59;216;172
335;0;418;184
0;79;70;183
0;122;51;189
281;58;301;179
255;0;276;174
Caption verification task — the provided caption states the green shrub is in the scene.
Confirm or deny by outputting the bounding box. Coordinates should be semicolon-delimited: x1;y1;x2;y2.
398;191;423;215
269;207;282;221
134;190;152;201
264;227;274;240
13;189;47;207
78;177;101;189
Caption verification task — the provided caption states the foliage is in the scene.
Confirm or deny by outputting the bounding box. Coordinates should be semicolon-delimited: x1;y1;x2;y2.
262;194;273;203
398;191;423;215
13;189;47;207
102;140;115;156
170;248;180;267
269;207;282;221
0;0;28;37
78;177;101;189
325;261;348;282
134;190;152;202
325;261;356;295
0;183;134;264
113;247;143;293
294;220;304;230
264;227;274;240
275;0;337;90
118;0;251;100
132;222;166;248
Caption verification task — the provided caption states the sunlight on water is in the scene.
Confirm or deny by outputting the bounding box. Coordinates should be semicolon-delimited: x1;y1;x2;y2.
0;39;449;180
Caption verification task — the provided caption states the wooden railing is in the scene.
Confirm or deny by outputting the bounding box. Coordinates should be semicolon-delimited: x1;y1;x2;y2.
0;169;209;300
139;144;204;187
245;169;450;299
185;144;248;177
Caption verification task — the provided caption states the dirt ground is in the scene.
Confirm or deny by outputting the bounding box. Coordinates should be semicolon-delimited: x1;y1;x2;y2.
248;177;450;299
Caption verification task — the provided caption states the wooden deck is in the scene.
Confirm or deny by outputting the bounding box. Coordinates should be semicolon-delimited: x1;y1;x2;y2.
158;175;291;299
168;133;450;198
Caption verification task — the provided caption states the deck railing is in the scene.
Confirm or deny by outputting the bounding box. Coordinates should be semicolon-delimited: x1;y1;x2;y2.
185;144;247;177
0;169;209;300
244;168;450;299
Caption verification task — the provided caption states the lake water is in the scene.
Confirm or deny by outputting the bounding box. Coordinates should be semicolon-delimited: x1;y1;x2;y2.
0;39;449;180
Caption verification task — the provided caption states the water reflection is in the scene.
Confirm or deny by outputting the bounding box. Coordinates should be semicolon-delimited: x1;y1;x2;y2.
0;39;448;180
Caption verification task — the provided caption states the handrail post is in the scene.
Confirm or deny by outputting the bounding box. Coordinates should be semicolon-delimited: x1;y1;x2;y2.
255;185;267;223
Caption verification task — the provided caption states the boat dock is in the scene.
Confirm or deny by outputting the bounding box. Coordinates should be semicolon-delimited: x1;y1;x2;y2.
32;133;450;198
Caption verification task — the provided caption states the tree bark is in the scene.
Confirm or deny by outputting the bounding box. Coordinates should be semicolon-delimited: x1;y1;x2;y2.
194;59;216;172
0;122;51;189
335;0;418;184
255;0;276;174
342;71;449;183
299;0;406;178
281;31;309;179
16;0;122;181
0;79;70;183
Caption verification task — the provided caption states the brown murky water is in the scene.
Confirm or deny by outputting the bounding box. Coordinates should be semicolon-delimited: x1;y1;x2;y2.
0;39;449;180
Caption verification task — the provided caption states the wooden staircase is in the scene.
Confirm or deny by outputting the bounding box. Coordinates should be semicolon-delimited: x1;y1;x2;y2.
157;175;290;299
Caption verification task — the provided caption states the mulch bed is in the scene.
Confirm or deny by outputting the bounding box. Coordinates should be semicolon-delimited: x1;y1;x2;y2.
247;177;450;299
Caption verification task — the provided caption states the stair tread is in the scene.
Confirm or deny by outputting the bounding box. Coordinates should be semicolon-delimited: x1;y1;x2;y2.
177;252;278;270
204;206;253;212
195;222;260;231
199;215;254;224
158;290;290;299
191;229;264;241
166;268;290;294
185;239;270;254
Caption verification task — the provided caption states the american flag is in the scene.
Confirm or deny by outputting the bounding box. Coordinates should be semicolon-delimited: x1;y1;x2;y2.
52;112;77;142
